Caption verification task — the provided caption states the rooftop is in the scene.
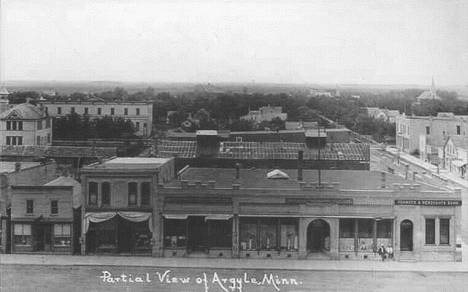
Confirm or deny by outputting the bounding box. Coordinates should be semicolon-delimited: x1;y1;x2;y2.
0;162;42;174
0;103;46;120
0;146;117;158
164;168;446;192
84;157;172;170
44;176;82;208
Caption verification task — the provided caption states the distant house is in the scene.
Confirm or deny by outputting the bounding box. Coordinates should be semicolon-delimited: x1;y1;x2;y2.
0;103;53;146
240;106;287;124
309;89;334;97
439;136;468;178
364;107;400;123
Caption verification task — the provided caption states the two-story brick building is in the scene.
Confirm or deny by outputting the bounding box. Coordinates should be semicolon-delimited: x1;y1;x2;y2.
0;103;53;146
79;157;174;255
38;97;153;136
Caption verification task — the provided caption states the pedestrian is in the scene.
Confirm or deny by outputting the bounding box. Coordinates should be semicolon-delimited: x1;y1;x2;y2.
387;245;394;260
378;244;386;261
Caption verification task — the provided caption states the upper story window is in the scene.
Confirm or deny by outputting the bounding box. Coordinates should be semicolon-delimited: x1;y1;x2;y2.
426;126;430;135
57;107;62;114
26;200;34;214
98;108;102;115
46;118;51;128
141;182;151;206
71;107;75;114
136;108;140;115
425;218;435;244
6;121;23;131
457;125;461;135
84;107;89;115
111;108;115;115
128;182;138;206
101;182;111;206
51;200;58;215
37;120;43;130
124;108;128;115
88;182;98;205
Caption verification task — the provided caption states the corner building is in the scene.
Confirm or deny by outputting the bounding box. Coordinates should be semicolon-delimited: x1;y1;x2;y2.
158;168;461;261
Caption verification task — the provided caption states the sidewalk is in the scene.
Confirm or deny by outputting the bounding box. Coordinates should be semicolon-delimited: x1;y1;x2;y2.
0;254;466;272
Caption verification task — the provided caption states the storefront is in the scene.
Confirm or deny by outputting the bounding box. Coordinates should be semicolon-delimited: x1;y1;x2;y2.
83;212;152;255
11;220;73;254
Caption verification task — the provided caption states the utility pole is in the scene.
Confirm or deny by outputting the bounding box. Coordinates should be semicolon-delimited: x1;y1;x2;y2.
318;127;322;187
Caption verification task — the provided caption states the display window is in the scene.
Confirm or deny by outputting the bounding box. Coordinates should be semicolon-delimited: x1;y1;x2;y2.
164;219;187;248
14;224;32;246
54;224;71;246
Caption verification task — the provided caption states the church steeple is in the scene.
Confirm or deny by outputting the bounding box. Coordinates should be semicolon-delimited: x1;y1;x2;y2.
430;75;436;99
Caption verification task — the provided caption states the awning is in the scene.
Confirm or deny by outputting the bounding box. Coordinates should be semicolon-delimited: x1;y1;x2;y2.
452;160;467;167
83;212;152;233
164;214;189;220
205;214;233;221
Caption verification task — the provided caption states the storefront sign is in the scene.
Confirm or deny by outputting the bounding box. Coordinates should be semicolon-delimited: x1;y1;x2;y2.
394;200;462;206
99;269;303;292
286;198;353;205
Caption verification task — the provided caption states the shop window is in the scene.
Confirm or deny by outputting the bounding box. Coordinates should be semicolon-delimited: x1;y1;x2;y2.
377;219;392;238
240;217;258;250
260;218;277;250
26;200;34;214
209;220;232;248
14;224;32;246
279;218;298;250
425;218;435;244
339;219;355;238
440;218;450;244
96;218;117;251
358;219;373;238
164;219;187;248
133;222;152;251
54;224;71;246
128;182;138;206
88;182;98;205
51;200;58;215
141;182;151;206
101;182;111;206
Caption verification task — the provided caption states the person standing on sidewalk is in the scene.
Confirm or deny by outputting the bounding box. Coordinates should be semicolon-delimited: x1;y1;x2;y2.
387;245;394;260
378;244;386;261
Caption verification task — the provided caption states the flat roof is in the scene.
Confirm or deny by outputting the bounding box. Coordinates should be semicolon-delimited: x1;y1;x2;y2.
164;168;447;192
0;162;42;174
85;157;172;170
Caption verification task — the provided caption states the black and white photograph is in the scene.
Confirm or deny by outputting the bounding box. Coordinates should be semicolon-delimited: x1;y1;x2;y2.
0;0;467;291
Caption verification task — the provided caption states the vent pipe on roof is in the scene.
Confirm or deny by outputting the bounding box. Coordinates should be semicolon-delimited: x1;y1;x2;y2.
298;150;303;181
235;162;241;180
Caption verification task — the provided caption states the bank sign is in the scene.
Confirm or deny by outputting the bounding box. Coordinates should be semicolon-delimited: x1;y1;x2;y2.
394;200;462;206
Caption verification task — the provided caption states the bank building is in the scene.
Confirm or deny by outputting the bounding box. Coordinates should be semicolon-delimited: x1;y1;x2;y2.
79;155;461;262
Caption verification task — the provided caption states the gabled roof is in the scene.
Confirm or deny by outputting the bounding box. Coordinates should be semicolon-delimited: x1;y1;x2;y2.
44;176;82;208
448;136;468;150
0;87;9;95
0;103;46;120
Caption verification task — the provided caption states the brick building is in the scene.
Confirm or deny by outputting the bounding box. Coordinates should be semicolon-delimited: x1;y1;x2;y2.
38;97;153;136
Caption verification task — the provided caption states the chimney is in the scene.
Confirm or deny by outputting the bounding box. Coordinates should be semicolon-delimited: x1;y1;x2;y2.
297;150;304;181
380;171;386;188
15;161;21;172
235;163;241;180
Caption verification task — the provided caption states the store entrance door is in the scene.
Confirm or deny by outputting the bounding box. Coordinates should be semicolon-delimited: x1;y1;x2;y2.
307;219;330;252
400;220;413;251
35;225;52;252
187;216;208;252
118;218;133;254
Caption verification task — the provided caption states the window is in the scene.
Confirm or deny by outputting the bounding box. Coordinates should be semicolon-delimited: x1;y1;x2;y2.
7;136;22;146
240;217;258;250
141;182;151;205
18;136;22;145
260;218;277;249
47;133;51;143
37;135;41;145
426;126;430;135
71;107;75;114
101;182;111;206
46;118;51;128
136;122;140;131
236;137;243;142
124;108;128;115
84;107;89;115
164;219;187;247
11;121;17;130
54;224;71;246
26;200;34;214
37;120;43;130
98;108;102;115
6;136;11;145
136;108;140;115
57;107;62;114
209;220;232;248
425;218;435;244
377;219;392;238
44;107;48;114
457;125;461;135
128;182;138;206
51;200;58;215
88;182;98;205
339;219;355;238
358;219;373;238
14;224;32;246
6;121;11;130
440;218;450;244
111;108;115;115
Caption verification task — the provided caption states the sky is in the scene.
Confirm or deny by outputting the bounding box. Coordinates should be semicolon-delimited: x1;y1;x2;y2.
1;0;468;86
